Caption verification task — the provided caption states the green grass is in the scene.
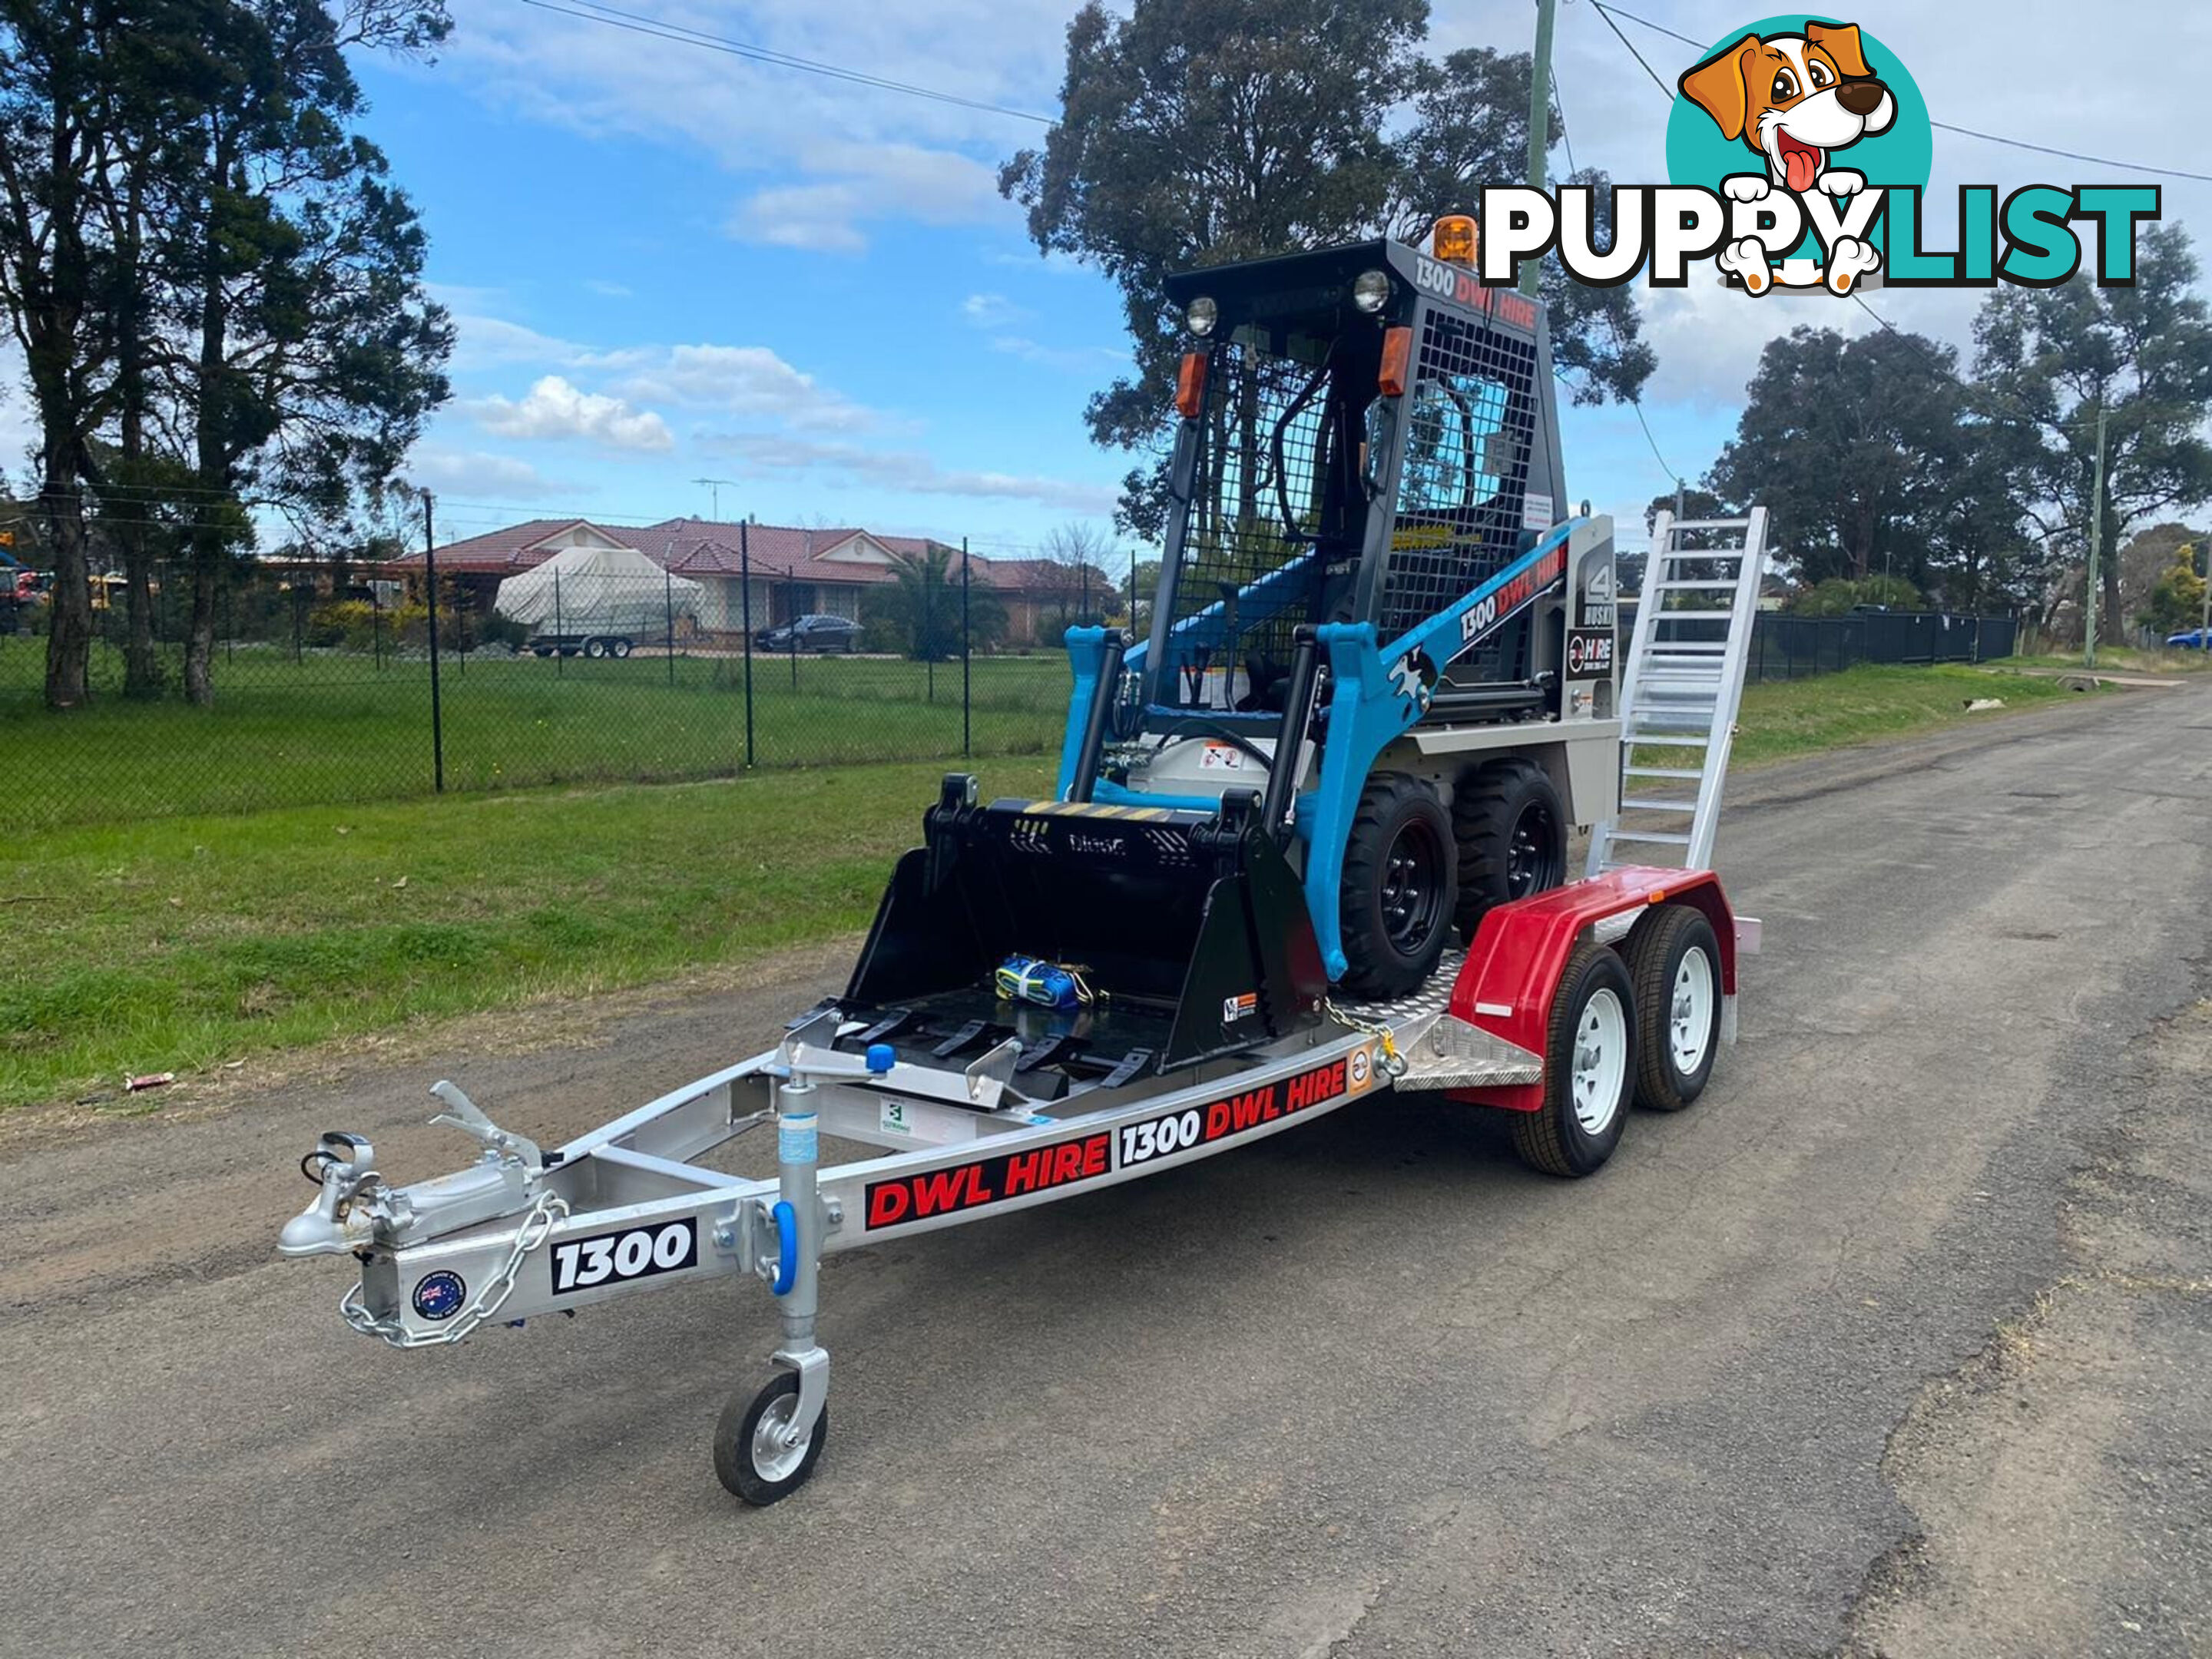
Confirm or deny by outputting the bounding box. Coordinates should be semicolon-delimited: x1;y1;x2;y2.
0;637;1068;832
1725;663;2094;766
0;758;1055;1113
1993;646;2212;675
0;661;2098;1115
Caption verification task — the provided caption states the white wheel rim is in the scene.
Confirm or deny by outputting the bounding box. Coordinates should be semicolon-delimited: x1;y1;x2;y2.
750;1394;810;1482
1670;948;1715;1077
1570;988;1628;1135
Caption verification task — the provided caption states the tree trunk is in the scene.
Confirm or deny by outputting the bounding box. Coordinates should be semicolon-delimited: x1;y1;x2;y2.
182;516;221;704
116;168;163;699
39;438;93;710
183;147;232;709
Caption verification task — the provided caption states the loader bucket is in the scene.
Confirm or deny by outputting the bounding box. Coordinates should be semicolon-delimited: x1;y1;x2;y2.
846;777;1326;1073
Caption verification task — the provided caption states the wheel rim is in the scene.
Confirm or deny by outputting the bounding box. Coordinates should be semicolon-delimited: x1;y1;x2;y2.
750;1394;810;1483
1378;819;1445;953
1570;988;1628;1135
1505;798;1562;899
1669;948;1715;1077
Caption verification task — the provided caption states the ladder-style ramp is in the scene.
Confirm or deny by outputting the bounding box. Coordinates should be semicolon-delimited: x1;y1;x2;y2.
1587;507;1770;877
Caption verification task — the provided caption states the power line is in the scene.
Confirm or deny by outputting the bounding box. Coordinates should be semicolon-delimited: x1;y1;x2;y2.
1628;395;1677;481
511;0;1054;127
1588;1;2212;183
1586;1;1672;100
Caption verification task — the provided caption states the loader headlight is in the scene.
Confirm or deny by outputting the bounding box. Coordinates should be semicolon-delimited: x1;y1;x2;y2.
1185;296;1218;337
1352;270;1391;314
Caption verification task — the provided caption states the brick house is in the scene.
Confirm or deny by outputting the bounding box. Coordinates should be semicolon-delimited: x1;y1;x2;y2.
389;517;1111;646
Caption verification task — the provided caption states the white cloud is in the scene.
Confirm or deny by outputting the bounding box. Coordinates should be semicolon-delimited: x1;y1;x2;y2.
585;343;875;432
449;313;584;372
404;448;579;502
988;336;1128;374
584;279;633;299
470;375;674;452
731;144;1005;253
708;430;1118;513
962;292;1028;328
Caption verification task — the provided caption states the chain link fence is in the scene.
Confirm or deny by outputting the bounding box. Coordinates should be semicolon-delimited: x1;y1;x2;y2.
3;558;1071;832
6;558;2025;834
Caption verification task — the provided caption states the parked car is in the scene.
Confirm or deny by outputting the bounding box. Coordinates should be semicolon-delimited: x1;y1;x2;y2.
2164;627;2210;651
754;613;859;653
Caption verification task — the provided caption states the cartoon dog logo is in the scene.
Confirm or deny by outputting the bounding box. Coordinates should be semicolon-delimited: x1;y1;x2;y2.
1679;21;1896;294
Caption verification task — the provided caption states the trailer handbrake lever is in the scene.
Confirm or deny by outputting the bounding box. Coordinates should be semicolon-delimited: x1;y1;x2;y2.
428;1079;544;1171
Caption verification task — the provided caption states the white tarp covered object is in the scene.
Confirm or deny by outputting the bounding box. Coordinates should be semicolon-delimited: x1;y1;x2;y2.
494;543;702;637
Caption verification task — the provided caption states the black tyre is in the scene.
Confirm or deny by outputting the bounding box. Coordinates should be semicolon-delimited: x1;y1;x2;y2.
1512;941;1635;1177
1624;905;1722;1112
714;1369;827;1506
1337;772;1458;999
1453;758;1568;943
584;637;609;659
610;637;633;659
532;646;552;658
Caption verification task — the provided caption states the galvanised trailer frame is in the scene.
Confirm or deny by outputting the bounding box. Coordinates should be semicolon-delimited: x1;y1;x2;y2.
280;863;1756;1505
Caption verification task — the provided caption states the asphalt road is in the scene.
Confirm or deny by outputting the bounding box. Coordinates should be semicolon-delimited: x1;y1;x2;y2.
5;684;2207;1658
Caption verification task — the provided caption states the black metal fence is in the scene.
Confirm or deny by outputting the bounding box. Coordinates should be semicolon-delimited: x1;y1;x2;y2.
1617;604;2019;682
2;558;1074;833
6;562;2023;835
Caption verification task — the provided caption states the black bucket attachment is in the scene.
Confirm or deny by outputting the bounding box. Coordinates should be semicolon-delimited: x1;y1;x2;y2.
846;777;1326;1073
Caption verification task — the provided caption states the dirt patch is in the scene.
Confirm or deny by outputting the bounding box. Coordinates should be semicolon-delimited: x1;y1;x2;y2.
1843;995;2212;1657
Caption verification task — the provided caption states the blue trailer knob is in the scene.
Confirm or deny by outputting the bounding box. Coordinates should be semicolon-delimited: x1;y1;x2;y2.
866;1042;896;1075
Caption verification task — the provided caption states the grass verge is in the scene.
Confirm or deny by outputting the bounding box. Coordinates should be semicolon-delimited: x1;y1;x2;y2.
0;663;2106;1114
0;758;1053;1113
1994;647;2212;675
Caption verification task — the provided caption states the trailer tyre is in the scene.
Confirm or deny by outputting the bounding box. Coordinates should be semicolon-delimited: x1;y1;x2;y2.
611;637;633;659
1512;941;1634;1177
1338;772;1458;999
584;637;609;659
1624;906;1721;1111
715;1369;826;1506
1453;759;1567;943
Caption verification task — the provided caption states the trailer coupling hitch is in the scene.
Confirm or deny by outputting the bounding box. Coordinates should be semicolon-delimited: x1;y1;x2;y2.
276;1081;546;1259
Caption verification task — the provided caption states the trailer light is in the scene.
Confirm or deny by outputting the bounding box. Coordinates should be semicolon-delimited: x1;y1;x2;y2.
1352;270;1390;314
1185;296;1218;337
1432;214;1478;267
1378;327;1412;397
1174;351;1208;419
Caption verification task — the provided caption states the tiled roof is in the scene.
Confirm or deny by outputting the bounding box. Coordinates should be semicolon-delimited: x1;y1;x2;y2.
392;514;1092;597
388;518;601;573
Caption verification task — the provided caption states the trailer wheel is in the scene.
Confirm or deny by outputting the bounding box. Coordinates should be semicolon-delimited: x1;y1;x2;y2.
1338;772;1458;999
611;637;633;659
715;1369;827;1506
1512;942;1634;1177
532;646;553;658
1453;759;1567;943
584;637;609;659
1624;906;1721;1111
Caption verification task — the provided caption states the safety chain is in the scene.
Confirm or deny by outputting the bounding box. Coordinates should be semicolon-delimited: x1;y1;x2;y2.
339;1188;571;1349
1320;998;1409;1078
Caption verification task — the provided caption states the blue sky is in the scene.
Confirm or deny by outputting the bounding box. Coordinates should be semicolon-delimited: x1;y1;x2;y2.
360;0;2212;559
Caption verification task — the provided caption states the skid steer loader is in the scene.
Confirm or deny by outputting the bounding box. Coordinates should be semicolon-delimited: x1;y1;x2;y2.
845;230;1621;1080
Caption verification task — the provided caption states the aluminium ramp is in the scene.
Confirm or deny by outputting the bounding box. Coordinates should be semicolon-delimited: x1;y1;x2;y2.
1587;507;1770;876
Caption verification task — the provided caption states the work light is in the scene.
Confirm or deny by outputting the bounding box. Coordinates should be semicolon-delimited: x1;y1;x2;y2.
1353;270;1391;313
1185;296;1218;337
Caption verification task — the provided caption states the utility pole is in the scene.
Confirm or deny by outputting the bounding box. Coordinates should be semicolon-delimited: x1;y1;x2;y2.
2084;405;2108;669
1520;0;1560;300
422;489;444;793
2197;539;2210;651
693;476;739;521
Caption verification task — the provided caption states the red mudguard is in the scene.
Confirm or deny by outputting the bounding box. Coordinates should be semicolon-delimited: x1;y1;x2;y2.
1445;866;1737;1111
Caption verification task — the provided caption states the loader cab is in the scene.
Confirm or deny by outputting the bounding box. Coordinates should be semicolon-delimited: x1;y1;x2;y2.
1141;237;1570;737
